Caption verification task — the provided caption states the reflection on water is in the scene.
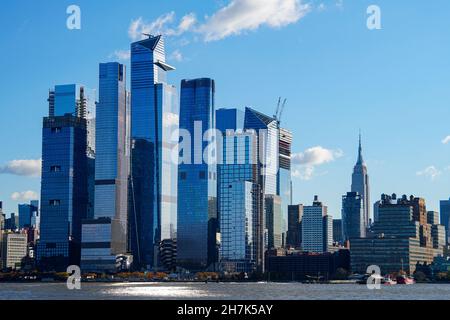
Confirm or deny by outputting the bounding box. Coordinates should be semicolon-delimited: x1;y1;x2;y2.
102;282;226;299
0;282;449;300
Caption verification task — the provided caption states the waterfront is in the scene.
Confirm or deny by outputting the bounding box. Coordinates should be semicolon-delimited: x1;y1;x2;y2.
0;282;449;300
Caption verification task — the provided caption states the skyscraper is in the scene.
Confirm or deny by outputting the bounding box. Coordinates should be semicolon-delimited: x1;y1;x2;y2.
244;107;279;272
177;78;217;270
218;131;260;273
440;198;450;244
351;133;370;231
287;204;303;248
278;128;292;246
302;196;329;253
129;35;179;270
81;62;130;272
265;195;283;249
37;84;93;271
342;191;365;241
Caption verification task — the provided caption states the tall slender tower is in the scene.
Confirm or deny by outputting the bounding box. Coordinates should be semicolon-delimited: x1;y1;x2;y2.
177;78;217;270
351;133;370;230
81;63;130;273
129;35;179;270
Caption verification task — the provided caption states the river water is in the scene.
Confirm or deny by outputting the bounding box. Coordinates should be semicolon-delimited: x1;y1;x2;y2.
0;282;449;300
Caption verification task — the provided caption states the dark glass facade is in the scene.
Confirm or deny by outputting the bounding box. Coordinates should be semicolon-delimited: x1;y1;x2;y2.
37;115;89;271
177;78;217;270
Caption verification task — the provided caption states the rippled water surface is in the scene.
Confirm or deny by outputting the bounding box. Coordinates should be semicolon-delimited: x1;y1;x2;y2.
0;282;449;300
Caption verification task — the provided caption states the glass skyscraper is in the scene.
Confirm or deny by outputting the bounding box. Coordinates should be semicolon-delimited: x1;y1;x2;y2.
177;78;217;270
440;198;450;244
342;191;365;241
218;131;260;273
18;201;38;230
129;35;179;270
37;84;93;271
81;62;130;272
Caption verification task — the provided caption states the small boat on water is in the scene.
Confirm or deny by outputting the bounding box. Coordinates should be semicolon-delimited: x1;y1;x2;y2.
396;275;415;285
383;276;397;286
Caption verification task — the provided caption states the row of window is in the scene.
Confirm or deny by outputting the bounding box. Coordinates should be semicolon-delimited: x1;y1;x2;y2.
179;171;217;181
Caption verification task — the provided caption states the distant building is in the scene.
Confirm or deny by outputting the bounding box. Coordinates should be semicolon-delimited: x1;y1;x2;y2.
351;134;370;232
1;232;28;270
323;215;333;252
4;213;18;231
440;198;450;244
333;219;343;244
342;192;365;241
287;205;303;248
18;201;39;230
278;128;292;247
265;249;350;281
427;211;439;225
302;196;329;253
351;194;443;275
373;200;381;223
265;195;283;250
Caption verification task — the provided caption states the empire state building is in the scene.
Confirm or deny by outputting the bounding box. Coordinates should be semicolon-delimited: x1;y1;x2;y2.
351;134;370;230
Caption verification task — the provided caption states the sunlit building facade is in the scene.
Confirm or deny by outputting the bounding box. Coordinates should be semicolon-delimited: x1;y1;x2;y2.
81;62;130;272
129;35;179;270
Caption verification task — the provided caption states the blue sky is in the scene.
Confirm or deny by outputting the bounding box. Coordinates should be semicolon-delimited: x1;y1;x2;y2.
0;0;449;218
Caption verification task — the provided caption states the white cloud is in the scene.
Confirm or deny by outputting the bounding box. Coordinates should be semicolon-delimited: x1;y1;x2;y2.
128;12;176;41
178;13;197;33
292;146;343;166
442;136;450;144
169;49;183;62
0;159;41;177
110;49;131;61
291;146;343;180
128;12;197;41
416;166;441;181
198;0;310;41
11;190;39;202
127;0;309;43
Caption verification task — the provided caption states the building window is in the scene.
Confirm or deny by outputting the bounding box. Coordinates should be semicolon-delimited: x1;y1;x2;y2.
50;165;61;172
179;172;187;180
49;200;61;206
199;171;206;180
51;127;62;133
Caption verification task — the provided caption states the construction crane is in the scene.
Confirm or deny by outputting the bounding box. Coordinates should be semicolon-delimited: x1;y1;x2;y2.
274;97;287;125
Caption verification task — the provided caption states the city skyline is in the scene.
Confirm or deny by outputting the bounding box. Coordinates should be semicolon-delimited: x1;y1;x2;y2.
1;0;450;219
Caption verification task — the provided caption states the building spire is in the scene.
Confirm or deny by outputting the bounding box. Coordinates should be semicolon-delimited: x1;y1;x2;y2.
357;130;364;165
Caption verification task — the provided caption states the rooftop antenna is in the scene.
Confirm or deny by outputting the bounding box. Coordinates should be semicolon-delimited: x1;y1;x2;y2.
142;33;153;38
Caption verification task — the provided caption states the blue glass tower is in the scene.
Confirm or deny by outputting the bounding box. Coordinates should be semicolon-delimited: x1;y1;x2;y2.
37;84;92;271
81;62;130;272
177;78;217;270
129;35;179;270
218;131;260;273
